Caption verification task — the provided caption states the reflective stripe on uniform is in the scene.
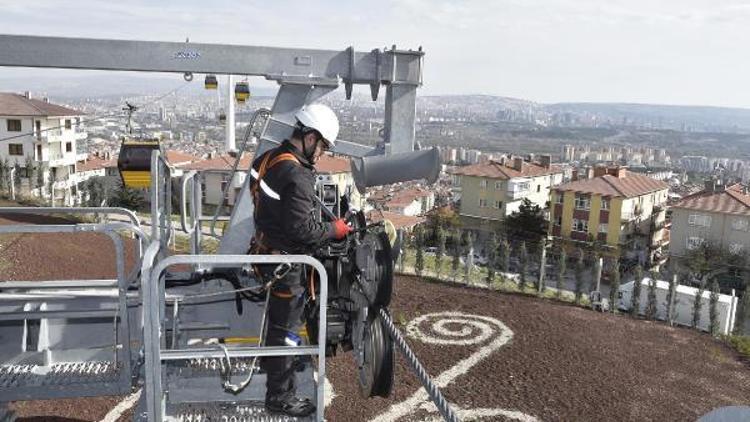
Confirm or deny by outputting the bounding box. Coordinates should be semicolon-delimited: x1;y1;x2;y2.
250;168;259;179
259;179;281;200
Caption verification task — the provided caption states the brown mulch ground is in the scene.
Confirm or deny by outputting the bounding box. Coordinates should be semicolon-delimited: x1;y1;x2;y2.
2;211;749;421
326;276;750;422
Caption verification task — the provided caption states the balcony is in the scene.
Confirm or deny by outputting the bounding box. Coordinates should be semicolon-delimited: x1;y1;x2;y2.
506;180;530;200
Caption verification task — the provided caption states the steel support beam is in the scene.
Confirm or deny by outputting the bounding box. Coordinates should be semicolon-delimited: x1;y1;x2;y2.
0;35;422;85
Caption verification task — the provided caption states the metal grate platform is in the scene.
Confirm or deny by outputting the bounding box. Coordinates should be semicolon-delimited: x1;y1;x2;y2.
0;361;125;401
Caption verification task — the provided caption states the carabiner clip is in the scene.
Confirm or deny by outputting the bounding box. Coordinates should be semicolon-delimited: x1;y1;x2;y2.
273;262;292;280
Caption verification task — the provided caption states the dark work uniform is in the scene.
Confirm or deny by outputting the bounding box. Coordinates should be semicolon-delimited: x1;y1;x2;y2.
250;140;332;402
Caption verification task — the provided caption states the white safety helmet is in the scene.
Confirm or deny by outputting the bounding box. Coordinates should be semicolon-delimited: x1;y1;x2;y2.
294;103;339;148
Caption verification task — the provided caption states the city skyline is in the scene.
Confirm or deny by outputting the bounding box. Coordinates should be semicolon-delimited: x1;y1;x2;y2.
1;1;750;108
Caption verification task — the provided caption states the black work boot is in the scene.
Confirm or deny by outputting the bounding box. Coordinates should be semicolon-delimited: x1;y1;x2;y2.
265;395;316;417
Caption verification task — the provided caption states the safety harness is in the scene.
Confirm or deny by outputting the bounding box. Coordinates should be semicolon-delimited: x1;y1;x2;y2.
249;150;317;301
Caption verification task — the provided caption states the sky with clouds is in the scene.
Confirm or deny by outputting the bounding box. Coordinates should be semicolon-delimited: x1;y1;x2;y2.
1;0;749;107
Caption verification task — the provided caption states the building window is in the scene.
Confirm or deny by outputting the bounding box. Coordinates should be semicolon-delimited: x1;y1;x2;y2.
732;218;749;231
574;194;590;210
65;142;72;153
688;214;711;228
555;192;564;204
479;179;488;189
478;198;487;208
6;119;21;132
729;243;744;255
8;144;23;156
572;218;588;232
599;223;608;233
494;200;503;209
601;198;610;210
537;184;541;193
495;181;503;190
686;237;704;250
64;119;72;130
555;215;562;226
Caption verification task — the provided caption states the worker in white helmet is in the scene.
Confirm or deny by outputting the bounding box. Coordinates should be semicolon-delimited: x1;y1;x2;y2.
249;103;352;417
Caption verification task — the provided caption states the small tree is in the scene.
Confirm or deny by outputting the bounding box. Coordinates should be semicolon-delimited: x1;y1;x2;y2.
519;242;528;291
631;265;643;317
536;241;546;293
24;156;36;197
499;237;510;273
504;198;546;244
12;162;22;194
645;271;659;320
665;274;679;326
692;279;706;329
709;279;720;336
451;229;461;282
556;248;567;299
574;249;585;304
609;262;621;313
590;254;601;293
0;158;8;194
435;226;446;279
414;226;425;277
485;232;498;286
735;288;750;335
464;231;474;284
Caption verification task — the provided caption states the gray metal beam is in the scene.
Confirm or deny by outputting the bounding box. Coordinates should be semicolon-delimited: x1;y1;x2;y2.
0;35;422;85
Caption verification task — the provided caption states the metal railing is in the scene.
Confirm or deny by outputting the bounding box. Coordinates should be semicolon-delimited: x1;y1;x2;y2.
141;251;328;422
0;223;143;401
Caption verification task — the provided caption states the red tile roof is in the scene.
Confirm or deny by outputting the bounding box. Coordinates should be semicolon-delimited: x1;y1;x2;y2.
76;155;112;172
165;150;200;165
315;154;350;174
450;160;563;180
366;210;425;230
672;184;750;216
181;153;253;171
0;93;83;117
555;171;668;198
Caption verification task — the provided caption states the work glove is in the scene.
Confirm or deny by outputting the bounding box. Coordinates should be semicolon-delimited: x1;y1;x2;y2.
331;218;354;240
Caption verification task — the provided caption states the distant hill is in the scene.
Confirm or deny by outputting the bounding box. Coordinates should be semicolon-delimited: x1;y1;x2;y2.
546;102;750;131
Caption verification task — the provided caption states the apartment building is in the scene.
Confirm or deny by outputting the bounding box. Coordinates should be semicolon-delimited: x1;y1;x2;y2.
670;181;750;259
550;166;669;265
0;92;86;204
450;156;565;223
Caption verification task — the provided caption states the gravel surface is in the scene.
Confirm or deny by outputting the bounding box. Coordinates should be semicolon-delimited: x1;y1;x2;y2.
2;211;748;421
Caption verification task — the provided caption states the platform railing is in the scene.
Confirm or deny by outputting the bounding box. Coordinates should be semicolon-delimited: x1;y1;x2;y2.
141;251;328;422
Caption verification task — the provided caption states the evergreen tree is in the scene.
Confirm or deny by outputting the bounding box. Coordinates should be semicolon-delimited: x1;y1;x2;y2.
536;241;546;293
609;262;621;313
499;237;510;273
692;279;706;329
46;166;54;204
24;156;36;196
645;271;659;320
485;232;498;286
666;274;679;326
12;162;21;194
709;279;720;336
519;241;528;291
574;249;585;304
590;254;601;292
504;198;546;244
735;288;750;335
37;163;47;195
435;226;446;279
451;229;461;282
464;231;474;284
414;226;425;277
0;158;7;193
631;265;643;317
556;248;567;300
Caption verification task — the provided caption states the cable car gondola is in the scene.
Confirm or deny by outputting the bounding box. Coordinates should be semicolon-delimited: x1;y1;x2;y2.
204;74;218;90
235;82;250;103
117;138;162;188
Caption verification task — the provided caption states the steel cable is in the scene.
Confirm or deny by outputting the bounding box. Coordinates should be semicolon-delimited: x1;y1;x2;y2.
378;307;460;422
